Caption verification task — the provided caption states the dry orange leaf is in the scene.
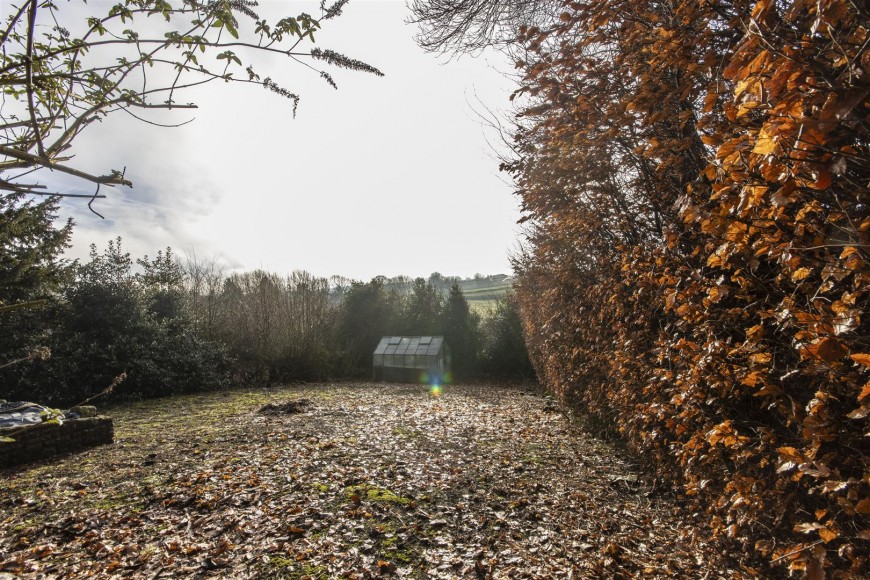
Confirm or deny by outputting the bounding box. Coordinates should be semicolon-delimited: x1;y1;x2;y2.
818;527;838;543
802;338;848;363
741;371;764;387
809;169;832;190
776;446;802;461
839;246;858;259
702;92;719;113
746;324;764;342
752;130;778;155
708;285;728;303
791;267;812;282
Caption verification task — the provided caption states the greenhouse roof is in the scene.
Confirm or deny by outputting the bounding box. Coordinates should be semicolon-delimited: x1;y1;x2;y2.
373;336;444;357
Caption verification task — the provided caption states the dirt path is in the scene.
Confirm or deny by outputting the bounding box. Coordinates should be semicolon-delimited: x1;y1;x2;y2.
1;384;736;578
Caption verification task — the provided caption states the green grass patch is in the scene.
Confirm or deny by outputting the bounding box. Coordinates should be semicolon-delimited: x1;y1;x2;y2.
264;557;329;579
391;426;422;439
345;484;412;506
383;547;412;564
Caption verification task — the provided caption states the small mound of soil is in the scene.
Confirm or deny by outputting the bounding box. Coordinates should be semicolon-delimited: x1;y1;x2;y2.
258;399;312;416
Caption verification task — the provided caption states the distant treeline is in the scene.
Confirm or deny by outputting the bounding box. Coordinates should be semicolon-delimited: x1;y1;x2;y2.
0;195;533;405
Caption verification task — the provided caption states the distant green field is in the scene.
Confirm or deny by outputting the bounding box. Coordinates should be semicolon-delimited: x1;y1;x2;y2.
459;281;512;300
380;275;513;313
460;281;512;318
464;286;509;300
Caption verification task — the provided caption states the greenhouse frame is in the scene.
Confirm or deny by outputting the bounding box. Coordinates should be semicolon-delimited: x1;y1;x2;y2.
372;336;451;383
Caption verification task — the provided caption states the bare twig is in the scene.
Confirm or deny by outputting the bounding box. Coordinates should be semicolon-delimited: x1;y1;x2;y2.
88;182;104;219
0;117;51;130
770;540;824;563
74;373;127;407
0;344;50;370
121;107;196;128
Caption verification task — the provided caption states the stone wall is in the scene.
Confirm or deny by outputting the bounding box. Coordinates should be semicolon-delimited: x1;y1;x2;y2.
0;417;113;469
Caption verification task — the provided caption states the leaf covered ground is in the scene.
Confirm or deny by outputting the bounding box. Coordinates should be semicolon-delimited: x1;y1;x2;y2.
1;383;740;578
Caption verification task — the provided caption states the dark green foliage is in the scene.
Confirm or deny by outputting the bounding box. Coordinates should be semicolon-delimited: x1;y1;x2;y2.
59;240;227;402
402;278;443;336
0;197;534;401
336;278;533;381
0;194;72;396
137;248;186;320
478;295;534;380
0;193;73;306
439;282;479;379
2;238;228;405
338;278;404;376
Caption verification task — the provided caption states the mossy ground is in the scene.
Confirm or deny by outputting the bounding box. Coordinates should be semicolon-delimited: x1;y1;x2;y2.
345;484;413;506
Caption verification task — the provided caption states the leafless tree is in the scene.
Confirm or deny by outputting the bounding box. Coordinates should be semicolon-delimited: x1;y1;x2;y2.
182;252;225;339
409;0;562;54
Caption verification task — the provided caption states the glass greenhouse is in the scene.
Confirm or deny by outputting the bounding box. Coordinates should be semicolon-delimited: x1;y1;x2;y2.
373;336;452;383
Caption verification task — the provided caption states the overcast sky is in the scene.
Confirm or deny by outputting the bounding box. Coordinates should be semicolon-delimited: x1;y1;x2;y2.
41;0;522;281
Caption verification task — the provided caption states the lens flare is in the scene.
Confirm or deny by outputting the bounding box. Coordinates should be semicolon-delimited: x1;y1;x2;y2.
430;384;442;396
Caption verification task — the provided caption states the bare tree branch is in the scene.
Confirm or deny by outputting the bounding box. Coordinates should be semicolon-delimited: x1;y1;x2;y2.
24;0;46;159
0;145;132;187
409;0;562;55
1;0;382;209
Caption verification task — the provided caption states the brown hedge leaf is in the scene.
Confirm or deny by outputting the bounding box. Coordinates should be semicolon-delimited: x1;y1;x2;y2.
802;338;848;363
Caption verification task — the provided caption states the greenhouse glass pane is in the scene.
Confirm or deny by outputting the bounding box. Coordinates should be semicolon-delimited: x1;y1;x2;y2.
374;338;389;355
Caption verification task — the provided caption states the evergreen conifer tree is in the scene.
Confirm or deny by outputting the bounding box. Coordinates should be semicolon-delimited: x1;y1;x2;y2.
403;278;443;336
339;278;401;375
0;193;72;308
0;194;72;384
479;295;535;379
440;282;480;379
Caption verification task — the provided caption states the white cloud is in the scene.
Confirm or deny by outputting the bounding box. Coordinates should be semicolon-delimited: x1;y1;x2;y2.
48;0;521;280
